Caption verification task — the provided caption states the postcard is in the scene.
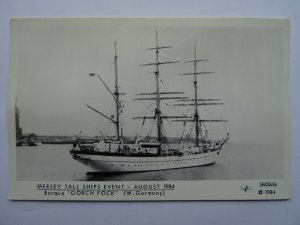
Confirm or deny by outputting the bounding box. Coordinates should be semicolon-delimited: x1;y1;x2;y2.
9;18;290;200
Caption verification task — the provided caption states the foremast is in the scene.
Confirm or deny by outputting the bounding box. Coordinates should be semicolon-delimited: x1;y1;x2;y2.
177;42;226;146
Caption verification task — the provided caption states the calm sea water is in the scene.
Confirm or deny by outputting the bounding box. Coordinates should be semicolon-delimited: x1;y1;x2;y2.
16;143;284;181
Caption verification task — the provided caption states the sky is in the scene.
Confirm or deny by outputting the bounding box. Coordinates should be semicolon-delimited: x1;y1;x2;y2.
12;19;289;144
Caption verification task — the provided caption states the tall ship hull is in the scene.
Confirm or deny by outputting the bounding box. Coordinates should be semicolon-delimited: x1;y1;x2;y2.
70;32;229;173
71;150;219;173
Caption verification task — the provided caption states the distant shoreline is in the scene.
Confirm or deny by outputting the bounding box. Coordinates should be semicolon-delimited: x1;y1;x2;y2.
33;135;225;145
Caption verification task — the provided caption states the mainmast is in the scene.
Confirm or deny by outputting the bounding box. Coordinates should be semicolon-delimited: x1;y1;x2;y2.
154;30;162;143
135;30;190;153
193;44;200;146
138;30;181;144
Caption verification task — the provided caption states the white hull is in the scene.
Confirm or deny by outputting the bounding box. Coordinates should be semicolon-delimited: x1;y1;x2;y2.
73;150;220;172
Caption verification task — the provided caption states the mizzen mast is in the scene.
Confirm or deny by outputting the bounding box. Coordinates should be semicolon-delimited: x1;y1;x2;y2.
87;41;124;140
114;41;121;140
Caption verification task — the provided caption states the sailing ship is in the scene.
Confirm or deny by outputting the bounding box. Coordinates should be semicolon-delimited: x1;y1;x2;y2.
70;31;229;172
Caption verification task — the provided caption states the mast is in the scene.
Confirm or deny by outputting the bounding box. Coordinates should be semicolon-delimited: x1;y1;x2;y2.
154;30;162;143
87;41;124;141
193;44;200;146
136;30;187;154
138;30;181;145
177;42;225;146
114;41;120;140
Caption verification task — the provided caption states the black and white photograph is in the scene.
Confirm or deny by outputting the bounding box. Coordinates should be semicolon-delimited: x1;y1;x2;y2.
9;19;290;200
